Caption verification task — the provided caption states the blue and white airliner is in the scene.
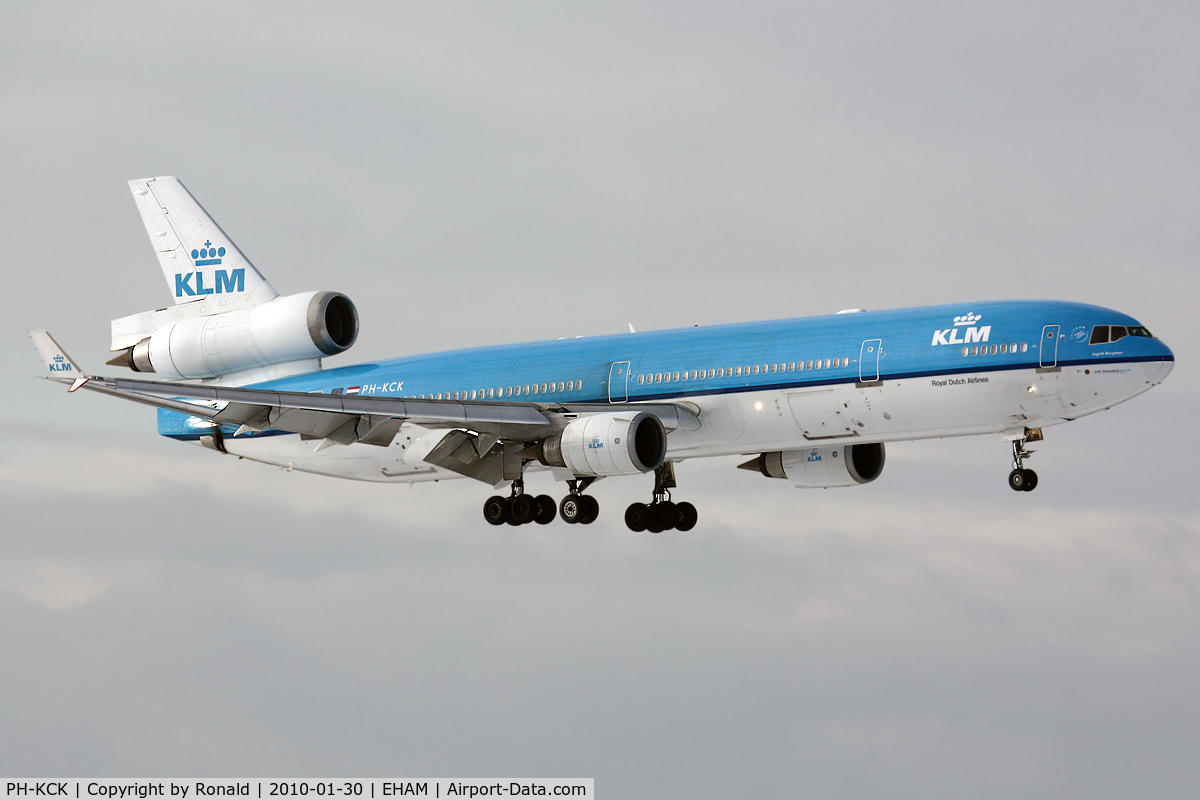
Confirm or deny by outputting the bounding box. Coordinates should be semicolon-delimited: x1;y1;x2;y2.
31;177;1175;531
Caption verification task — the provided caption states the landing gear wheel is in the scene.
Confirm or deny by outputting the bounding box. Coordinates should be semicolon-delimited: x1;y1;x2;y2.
509;494;535;525
1021;469;1038;492
578;495;600;524
625;502;649;532
650;501;676;531
533;495;557;524
674;502;698;531
483;495;510;525
1008;470;1027;492
560;495;584;524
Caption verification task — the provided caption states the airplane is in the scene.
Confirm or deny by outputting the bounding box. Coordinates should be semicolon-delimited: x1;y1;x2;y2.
31;176;1175;532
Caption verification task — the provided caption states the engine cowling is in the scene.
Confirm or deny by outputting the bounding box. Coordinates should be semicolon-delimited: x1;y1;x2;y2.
540;412;667;476
113;291;358;380
745;443;885;488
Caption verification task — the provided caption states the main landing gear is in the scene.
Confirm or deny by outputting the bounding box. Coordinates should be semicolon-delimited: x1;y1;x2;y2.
1007;430;1041;492
559;477;600;525
624;461;697;533
483;479;557;526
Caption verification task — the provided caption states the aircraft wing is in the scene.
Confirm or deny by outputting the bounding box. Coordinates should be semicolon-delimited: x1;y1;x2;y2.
29;331;700;454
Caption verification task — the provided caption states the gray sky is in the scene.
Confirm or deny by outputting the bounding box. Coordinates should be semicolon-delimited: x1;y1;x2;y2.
2;2;1198;797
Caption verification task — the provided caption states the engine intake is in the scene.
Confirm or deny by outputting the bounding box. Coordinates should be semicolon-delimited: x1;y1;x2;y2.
540;412;667;476
110;291;358;380
742;443;885;488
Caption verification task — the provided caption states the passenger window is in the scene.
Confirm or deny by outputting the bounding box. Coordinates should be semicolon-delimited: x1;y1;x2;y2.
1089;326;1109;345
541;383;548;393
806;360;813;370
832;358;840;368
962;347;969;357
971;346;978;356
814;360;822;370
753;365;760;375
717;368;725;377
1020;343;1028;352
1000;344;1007;354
524;385;531;394
690;370;698;380
824;358;831;369
990;345;997;355
789;362;795;371
1110;326;1127;342
638;375;645;384
673;372;680;381
558;382;565;391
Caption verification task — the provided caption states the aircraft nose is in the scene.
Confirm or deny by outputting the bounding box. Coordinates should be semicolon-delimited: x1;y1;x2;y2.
1145;339;1174;384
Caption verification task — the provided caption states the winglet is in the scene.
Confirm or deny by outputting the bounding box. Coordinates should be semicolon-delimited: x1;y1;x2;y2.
29;329;90;390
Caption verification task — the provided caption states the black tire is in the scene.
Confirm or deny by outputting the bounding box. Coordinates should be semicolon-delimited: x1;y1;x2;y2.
579;495;600;524
483;495;510;525
559;494;583;524
1022;469;1038;492
1008;469;1027;491
652;500;677;531
533;495;557;524
675;501;698;532
625;502;649;532
510;494;535;524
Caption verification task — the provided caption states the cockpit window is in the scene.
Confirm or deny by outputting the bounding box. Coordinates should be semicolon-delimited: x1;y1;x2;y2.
1090;324;1154;344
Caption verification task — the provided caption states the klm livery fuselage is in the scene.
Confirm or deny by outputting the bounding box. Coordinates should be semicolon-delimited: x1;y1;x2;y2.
33;177;1175;531
157;298;1172;480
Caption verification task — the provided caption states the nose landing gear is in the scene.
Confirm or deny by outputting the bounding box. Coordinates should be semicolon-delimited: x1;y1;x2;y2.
624;461;698;532
1007;430;1040;492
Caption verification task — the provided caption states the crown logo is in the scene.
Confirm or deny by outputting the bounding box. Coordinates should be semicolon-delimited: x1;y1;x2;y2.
53;354;64;363
953;312;982;326
191;240;226;267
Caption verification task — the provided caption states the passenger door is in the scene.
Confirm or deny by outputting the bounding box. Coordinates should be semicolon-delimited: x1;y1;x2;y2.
608;361;631;403
1040;325;1060;368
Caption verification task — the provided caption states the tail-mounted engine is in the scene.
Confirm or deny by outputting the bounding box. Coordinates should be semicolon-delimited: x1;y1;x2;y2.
741;443;885;488
540;412;667;476
108;291;358;380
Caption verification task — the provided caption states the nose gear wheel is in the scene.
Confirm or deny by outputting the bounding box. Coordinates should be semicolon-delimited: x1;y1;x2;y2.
1008;435;1039;492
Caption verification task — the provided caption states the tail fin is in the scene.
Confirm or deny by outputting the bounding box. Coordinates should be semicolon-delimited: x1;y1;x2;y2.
128;176;279;309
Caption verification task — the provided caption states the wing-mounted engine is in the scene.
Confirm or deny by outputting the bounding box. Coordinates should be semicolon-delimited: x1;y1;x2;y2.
540;412;667;476
740;443;885;488
108;290;358;381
